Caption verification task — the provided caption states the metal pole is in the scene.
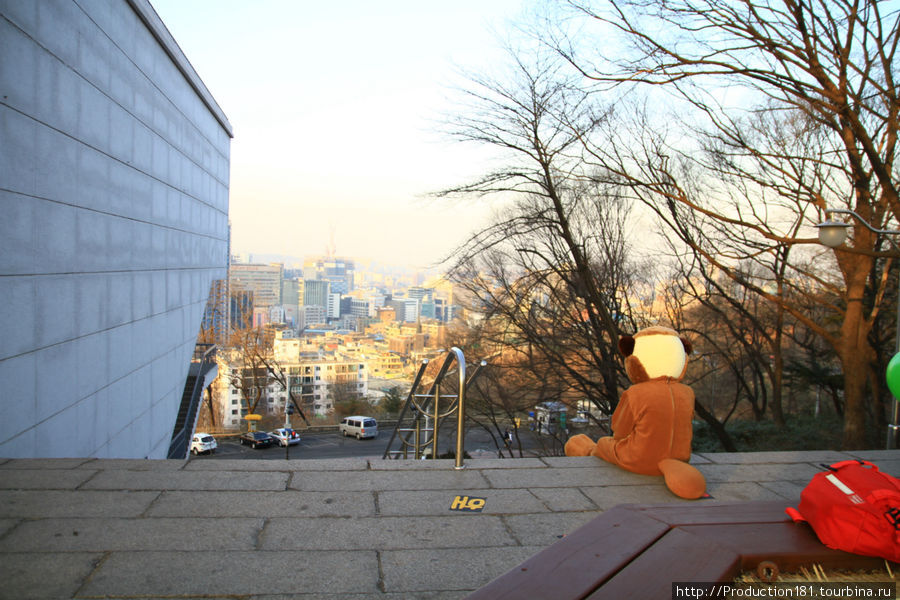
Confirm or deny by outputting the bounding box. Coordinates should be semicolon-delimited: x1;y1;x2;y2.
432;381;440;459
453;347;467;470
891;276;900;449
414;412;421;460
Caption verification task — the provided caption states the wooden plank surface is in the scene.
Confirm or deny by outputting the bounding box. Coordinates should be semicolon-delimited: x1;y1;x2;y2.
686;522;889;573
464;505;669;600
467;501;895;600
585;526;741;600
632;500;793;526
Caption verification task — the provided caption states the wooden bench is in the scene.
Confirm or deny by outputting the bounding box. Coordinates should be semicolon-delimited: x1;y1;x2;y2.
466;501;891;599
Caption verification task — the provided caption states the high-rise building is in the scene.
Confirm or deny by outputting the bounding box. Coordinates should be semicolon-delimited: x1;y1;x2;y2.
230;290;254;330
230;263;283;308
408;287;433;303
326;293;342;320
0;0;231;458
350;298;374;318
389;298;420;322
303;280;330;308
201;280;230;344
281;278;301;306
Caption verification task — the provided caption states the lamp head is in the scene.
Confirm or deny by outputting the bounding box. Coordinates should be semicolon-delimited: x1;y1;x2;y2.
816;220;851;248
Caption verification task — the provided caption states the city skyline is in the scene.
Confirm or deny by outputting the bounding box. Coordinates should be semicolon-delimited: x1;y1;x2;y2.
149;0;527;269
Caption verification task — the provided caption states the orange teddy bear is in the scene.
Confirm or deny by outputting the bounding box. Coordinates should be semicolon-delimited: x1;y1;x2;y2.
565;326;707;499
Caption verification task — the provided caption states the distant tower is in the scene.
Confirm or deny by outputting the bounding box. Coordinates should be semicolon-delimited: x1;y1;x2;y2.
325;223;336;258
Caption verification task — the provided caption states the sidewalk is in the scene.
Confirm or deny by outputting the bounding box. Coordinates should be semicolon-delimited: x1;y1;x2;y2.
1;450;897;599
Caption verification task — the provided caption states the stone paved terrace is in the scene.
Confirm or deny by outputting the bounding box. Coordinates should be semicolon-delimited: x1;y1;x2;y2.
1;450;898;599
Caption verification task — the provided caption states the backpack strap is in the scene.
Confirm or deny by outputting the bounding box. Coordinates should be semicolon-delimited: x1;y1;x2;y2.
785;506;805;523
826;459;878;471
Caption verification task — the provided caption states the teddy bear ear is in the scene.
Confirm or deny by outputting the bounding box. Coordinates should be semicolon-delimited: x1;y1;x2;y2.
681;337;693;355
619;335;635;357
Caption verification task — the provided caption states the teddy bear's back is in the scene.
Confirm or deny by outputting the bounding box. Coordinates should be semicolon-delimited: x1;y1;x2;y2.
611;378;695;474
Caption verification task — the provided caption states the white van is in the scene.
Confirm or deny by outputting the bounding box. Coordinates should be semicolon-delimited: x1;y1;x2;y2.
339;416;378;439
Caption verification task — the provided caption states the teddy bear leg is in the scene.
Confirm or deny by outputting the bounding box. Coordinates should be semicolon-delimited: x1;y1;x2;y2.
564;434;596;457
658;458;707;499
591;436;620;466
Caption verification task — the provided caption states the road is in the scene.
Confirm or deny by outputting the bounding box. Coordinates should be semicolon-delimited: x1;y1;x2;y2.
194;424;568;461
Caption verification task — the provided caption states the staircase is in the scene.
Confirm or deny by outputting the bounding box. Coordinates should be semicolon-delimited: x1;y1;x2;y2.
167;344;218;459
382;347;486;469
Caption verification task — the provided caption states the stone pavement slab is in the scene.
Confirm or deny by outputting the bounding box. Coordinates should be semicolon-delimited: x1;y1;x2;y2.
146;489;377;518
376;488;550;516
260;515;516;550
0;468;97;489
0;489;159;518
185;457;371;471
483;464;657;488
0;552;102;599
0;517;265;552
79;550;380;597
289;469;491;492
0;451;896;599
696;450;850;464
82;469;290;490
503;511;600;546
380;546;545;594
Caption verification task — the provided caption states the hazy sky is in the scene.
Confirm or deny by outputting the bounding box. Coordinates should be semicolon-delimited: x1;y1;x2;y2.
149;0;527;269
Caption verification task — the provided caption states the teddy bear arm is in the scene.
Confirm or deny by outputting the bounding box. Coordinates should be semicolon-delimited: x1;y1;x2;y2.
609;391;636;440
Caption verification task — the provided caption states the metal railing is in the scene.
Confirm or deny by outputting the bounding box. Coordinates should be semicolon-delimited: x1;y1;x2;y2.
167;344;218;459
382;347;485;469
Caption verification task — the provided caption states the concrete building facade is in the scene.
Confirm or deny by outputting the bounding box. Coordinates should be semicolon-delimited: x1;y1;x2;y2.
0;0;231;457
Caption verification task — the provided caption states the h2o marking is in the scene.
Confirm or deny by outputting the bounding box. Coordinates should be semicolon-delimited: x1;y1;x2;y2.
450;495;486;512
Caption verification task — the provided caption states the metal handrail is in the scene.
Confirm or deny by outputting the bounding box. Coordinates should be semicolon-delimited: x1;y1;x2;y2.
382;347;484;469
168;345;218;459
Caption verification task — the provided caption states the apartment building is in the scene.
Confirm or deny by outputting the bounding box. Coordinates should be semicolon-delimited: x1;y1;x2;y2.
212;351;368;429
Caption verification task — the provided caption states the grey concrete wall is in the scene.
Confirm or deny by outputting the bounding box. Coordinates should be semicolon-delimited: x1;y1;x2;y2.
0;0;232;458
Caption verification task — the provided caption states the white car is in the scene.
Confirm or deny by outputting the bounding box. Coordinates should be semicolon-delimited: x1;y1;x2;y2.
190;433;217;455
269;428;301;447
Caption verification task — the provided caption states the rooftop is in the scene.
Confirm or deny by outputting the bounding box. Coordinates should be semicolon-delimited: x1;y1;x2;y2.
1;450;897;598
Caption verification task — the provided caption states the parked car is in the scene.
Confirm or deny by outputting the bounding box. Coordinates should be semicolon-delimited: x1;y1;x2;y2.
190;433;217;455
339;416;378;439
239;431;275;449
269;428;301;447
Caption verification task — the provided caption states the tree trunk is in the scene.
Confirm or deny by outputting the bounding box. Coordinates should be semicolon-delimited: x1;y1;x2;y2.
840;348;871;449
839;263;876;449
694;398;737;452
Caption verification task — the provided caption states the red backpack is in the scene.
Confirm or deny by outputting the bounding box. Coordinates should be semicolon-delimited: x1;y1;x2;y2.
786;459;900;562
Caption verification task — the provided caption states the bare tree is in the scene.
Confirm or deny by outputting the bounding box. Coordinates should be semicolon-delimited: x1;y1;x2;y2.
548;0;899;448
439;45;657;417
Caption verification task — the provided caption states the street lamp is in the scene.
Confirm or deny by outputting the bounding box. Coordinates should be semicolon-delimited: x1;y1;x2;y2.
816;208;900;449
815;219;852;248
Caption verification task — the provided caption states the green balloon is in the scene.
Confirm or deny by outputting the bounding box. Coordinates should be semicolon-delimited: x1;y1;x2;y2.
886;353;900;399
